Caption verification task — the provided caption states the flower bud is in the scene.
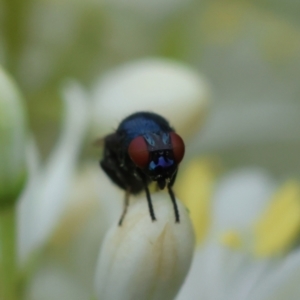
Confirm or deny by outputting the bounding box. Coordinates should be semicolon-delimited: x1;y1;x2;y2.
94;193;195;300
0;66;27;207
92;58;210;139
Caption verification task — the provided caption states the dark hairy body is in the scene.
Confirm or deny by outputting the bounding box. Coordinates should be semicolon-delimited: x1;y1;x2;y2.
100;112;185;225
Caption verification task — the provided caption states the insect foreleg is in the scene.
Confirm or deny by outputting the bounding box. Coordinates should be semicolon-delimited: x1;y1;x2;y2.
144;184;156;222
169;169;178;187
167;185;180;223
118;188;131;226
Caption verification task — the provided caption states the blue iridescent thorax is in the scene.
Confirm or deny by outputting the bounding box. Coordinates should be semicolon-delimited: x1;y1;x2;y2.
118;112;173;145
120;117;161;140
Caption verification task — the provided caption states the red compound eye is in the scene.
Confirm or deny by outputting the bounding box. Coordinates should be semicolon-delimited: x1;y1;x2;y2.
170;132;185;164
128;136;150;168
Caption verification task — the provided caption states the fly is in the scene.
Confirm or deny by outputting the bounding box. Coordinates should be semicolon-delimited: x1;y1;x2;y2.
98;112;185;225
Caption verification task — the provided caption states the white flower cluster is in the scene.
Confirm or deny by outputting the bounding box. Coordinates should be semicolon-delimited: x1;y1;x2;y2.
1;58;208;299
5;56;299;300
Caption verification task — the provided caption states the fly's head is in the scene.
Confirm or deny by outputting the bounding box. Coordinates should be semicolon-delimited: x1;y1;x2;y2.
128;132;185;188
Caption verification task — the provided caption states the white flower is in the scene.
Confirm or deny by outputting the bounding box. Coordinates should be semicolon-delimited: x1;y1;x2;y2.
22;59;210;299
91;58;210;139
0;66;27;205
95;193;195;300
177;168;300;300
23;165;123;300
17;81;90;263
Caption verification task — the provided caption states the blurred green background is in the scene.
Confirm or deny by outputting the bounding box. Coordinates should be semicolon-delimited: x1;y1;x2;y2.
1;0;300;174
1;1;300;299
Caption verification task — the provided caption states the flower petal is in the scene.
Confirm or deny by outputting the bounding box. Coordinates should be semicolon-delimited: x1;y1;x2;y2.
18;81;90;262
250;250;300;300
212;168;275;234
95;193;195;300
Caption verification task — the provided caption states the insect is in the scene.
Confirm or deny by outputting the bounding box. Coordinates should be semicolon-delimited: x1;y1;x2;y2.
99;112;185;225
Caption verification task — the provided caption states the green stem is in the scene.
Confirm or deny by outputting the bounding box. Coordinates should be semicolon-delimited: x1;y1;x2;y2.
0;207;17;300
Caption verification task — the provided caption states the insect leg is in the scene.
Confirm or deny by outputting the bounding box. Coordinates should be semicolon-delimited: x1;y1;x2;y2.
118;188;130;226
136;170;156;222
144;185;156;222
169;169;178;187
167;185;180;223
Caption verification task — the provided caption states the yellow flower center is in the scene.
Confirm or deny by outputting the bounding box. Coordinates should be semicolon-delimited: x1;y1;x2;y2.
253;180;300;257
176;157;221;245
220;231;243;249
